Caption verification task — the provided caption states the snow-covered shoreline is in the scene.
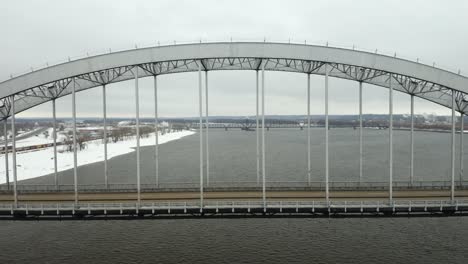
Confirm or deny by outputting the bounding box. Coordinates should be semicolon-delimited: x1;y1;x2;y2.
0;130;195;183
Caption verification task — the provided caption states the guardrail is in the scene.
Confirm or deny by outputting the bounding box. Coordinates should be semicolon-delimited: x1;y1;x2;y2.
1;180;467;193
0;199;467;218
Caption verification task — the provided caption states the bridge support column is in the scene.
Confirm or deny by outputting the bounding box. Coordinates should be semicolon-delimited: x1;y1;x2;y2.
389;74;394;204
154;76;159;187
11;96;18;207
3;119;9;190
451;92;456;201
359;81;363;184
198;62;204;211
205;70;210;187
52;99;58;189
102;85;108;189
134;67;141;205
410;94;414;185
72;79;78;204
325;64;329;204
307;73;311;186
256;70;260;185
261;62;266;211
460;112;464;186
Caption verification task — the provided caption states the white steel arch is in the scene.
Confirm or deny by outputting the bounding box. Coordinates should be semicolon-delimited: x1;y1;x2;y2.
0;42;468;119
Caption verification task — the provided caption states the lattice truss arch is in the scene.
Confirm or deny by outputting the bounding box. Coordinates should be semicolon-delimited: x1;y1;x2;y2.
1;58;467;120
329;63;468;112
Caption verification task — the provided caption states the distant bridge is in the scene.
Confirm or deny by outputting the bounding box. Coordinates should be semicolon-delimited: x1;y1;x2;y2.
171;117;392;130
194;123;389;130
1;42;468;218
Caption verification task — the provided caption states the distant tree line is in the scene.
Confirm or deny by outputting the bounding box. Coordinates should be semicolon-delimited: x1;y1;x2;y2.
109;125;164;143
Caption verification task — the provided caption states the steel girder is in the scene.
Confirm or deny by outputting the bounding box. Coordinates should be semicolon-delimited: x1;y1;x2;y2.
0;56;467;120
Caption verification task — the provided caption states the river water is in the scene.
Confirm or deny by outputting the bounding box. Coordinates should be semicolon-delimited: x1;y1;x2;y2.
21;128;464;185
3;128;468;263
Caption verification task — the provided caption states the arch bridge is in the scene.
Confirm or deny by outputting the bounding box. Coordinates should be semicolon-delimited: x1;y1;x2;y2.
1;42;468;218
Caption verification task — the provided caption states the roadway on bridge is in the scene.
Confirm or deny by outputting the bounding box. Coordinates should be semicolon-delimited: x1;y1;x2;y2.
1;189;467;203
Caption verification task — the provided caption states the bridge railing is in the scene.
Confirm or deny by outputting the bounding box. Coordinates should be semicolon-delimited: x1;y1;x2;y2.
2;199;468;213
1;180;467;193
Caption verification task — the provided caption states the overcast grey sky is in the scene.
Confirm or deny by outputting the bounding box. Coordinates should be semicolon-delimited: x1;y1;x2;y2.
1;0;468;118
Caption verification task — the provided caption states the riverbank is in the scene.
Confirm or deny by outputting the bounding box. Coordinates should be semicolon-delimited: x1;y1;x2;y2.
0;130;195;183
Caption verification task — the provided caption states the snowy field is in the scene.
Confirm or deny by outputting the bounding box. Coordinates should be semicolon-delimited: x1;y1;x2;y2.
0;130;195;183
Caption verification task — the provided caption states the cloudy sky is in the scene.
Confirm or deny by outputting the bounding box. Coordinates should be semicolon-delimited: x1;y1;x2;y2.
1;0;467;118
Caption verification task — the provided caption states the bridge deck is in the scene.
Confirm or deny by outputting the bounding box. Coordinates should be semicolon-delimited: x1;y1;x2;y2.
1;189;468;219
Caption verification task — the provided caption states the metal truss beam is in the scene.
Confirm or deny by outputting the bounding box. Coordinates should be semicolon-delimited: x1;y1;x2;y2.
1;58;467;119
